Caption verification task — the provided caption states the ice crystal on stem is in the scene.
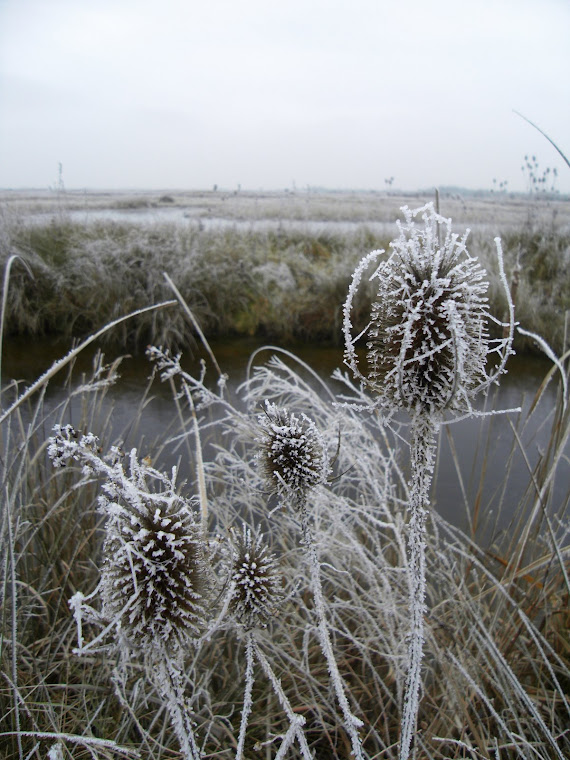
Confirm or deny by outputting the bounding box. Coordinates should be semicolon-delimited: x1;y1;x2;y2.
342;203;515;760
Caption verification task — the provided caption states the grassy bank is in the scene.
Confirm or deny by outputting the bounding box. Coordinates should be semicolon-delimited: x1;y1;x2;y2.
1;217;386;349
0;190;568;354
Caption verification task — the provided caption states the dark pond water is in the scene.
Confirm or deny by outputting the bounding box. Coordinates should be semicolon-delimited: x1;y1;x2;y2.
2;336;568;547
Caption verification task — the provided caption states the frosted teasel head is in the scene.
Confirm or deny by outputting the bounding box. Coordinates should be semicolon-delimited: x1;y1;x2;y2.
48;426;215;656
100;487;214;655
257;400;329;508
343;203;515;419
229;524;284;629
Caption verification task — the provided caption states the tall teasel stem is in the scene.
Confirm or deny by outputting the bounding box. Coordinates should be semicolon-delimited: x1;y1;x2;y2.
47;426;215;760
253;637;314;760
156;656;202;760
400;416;438;760
235;632;255;760
235;630;314;760
228;525;312;759
229;524;284;759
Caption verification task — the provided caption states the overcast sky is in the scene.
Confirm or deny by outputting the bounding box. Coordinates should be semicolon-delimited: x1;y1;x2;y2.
1;0;569;193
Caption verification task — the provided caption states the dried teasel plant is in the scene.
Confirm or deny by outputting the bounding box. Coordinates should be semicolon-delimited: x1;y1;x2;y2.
48;424;215;760
344;202;514;421
256;402;365;760
343;202;516;760
229;523;284;631
225;525;314;760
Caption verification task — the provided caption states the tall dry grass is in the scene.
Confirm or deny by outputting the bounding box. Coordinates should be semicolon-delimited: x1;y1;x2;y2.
1;308;568;759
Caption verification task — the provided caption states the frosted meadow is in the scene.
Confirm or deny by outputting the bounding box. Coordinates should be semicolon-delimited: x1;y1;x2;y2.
0;192;569;759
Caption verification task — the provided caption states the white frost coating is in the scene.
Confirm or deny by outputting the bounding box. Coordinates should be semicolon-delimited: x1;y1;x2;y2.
229;524;283;630
235;633;255;760
398;418;436;760
257;401;329;509
256;400;364;756
254;640;314;760
342;247;384;386
517;325;568;409
47;742;64;760
299;504;365;760
235;630;313;760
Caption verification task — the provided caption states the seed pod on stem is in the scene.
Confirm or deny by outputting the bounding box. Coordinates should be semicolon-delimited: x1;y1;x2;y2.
229;523;284;631
48;428;215;760
257;400;329;509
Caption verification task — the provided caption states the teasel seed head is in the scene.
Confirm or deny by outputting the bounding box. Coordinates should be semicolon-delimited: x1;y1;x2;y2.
100;490;213;656
229;524;284;630
257;401;329;508
366;203;492;417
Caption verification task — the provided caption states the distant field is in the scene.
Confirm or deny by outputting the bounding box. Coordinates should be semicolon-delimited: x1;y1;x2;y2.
2;186;570;229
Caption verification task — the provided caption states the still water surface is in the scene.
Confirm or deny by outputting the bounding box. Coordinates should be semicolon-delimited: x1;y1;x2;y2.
3;336;567;546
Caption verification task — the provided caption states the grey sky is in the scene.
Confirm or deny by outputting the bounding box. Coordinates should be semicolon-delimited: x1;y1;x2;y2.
1;0;569;192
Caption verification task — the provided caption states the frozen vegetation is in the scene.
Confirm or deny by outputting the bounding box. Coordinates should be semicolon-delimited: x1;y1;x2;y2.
0;188;569;354
0;194;569;759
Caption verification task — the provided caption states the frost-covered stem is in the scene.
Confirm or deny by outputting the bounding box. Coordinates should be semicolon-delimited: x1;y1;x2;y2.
399;415;438;760
253;639;314;760
299;504;364;760
236;632;255;760
155;657;201;760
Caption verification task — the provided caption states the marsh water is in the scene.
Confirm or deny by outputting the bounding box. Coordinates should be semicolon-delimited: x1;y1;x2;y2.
3;334;567;547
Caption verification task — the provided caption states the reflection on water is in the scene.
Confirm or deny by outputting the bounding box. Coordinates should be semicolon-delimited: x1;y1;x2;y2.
2;336;567;546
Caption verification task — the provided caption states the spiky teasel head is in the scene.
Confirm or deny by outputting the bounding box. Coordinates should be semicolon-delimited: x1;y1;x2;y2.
229;524;284;630
257;401;329;508
344;203;512;418
100;489;214;656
